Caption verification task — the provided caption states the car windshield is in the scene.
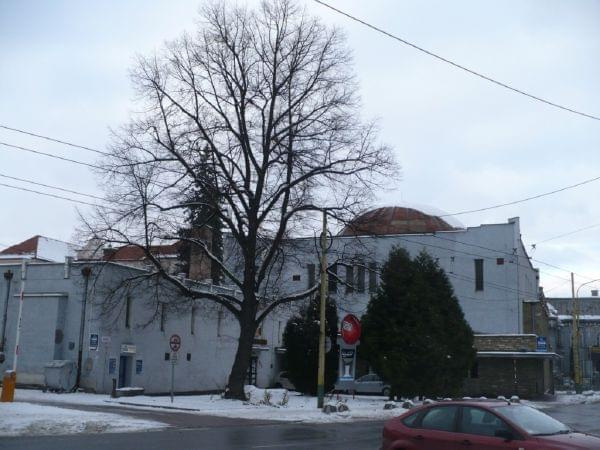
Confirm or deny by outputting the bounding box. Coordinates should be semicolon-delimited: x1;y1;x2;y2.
495;405;570;436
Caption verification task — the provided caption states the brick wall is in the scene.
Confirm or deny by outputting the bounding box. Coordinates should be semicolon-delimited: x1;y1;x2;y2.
474;334;537;352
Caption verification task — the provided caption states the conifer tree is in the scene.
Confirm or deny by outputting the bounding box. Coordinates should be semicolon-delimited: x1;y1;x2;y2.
360;248;475;397
282;296;338;395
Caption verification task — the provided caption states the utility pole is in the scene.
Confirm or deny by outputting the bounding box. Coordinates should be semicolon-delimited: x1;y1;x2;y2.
317;209;328;409
571;272;582;392
13;260;27;374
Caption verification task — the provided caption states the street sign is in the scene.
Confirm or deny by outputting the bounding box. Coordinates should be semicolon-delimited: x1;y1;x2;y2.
536;336;547;352
89;333;99;351
169;334;181;352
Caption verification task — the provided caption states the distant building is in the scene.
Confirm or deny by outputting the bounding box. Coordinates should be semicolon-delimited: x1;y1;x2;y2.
0;235;78;264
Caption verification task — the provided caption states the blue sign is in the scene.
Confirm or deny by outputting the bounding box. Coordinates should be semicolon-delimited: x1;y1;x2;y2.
536;336;547;352
136;359;143;374
108;358;116;375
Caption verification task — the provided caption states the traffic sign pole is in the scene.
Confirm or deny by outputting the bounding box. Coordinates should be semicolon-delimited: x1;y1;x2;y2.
169;335;181;403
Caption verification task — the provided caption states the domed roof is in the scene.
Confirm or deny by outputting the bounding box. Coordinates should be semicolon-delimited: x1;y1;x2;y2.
340;206;456;236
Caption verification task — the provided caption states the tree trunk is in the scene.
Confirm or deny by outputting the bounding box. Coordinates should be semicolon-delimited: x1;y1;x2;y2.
224;305;258;400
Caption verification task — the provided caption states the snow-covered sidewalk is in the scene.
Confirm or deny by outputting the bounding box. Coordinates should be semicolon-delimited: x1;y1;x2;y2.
14;388;408;423
0;401;167;437
526;390;600;410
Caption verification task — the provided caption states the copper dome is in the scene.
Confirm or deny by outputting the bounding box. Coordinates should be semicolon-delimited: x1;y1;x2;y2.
340;207;455;236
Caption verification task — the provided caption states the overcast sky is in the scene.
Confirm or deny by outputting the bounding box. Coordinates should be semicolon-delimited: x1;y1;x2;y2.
1;0;599;297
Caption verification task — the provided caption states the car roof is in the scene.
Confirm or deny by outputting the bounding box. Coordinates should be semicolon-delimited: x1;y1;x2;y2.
416;399;514;408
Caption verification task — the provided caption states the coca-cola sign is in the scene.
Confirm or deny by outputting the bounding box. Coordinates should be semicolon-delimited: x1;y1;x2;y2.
341;314;361;345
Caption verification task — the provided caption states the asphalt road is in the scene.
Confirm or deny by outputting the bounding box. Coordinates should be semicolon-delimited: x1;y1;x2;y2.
2;401;599;450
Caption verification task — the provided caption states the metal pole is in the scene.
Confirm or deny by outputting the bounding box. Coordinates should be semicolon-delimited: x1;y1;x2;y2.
571;272;582;392
13;261;27;373
75;267;92;390
317;209;328;409
170;358;174;403
0;270;13;354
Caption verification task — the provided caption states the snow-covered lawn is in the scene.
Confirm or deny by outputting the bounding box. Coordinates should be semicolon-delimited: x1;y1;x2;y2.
0;402;167;437
14;388;407;423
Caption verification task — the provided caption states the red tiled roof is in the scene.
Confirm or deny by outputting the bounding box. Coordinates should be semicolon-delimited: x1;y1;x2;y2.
340;207;455;236
103;243;180;261
0;235;40;256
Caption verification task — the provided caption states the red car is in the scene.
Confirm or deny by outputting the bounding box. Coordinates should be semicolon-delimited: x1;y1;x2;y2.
382;399;600;449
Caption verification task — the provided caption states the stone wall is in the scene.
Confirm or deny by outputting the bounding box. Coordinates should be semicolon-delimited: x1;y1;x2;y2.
474;334;537;352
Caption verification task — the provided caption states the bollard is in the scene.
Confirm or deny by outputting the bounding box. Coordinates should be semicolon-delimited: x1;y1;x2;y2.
111;378;117;398
0;370;16;402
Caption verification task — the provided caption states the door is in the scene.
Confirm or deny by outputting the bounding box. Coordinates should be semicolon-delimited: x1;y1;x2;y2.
247;356;258;386
118;355;130;388
454;406;524;449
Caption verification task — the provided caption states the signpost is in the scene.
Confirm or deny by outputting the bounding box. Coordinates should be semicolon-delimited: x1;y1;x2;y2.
169;334;181;403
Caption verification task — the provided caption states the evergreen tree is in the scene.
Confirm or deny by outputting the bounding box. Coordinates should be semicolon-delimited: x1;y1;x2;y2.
282;296;339;395
360;248;475;397
177;148;223;283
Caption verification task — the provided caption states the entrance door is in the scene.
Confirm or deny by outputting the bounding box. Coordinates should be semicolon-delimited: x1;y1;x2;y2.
247;357;258;386
118;355;130;388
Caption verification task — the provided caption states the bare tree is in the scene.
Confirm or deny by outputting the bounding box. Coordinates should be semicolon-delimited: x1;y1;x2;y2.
85;0;397;399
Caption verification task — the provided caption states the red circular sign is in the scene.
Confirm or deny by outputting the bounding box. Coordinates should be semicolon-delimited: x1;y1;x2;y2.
341;314;361;345
169;334;181;352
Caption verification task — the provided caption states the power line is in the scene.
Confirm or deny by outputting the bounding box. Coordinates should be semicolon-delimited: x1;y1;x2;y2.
0;181;105;209
313;0;600;122
533;222;600;246
0;124;108;156
0;141;99;170
0;172;106;202
437;174;600;217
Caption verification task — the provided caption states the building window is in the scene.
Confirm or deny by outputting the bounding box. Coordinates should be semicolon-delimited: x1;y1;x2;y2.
191;306;197;335
496;258;504;265
474;259;484;291
356;265;365;293
469;361;479;378
346;266;354;294
368;262;377;293
307;264;316;289
292;274;301;281
164;352;170;361
217;309;223;337
125;296;132;329
328;264;337;293
160;303;166;331
186;353;191;361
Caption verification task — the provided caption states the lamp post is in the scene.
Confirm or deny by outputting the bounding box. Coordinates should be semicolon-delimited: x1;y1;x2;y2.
572;276;600;392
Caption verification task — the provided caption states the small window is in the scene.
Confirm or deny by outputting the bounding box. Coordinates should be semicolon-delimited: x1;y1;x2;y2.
496;258;504;265
421;406;459;432
328;264;337;293
125;296;132;328
356;265;365;293
474;259;484;291
164;352;170;361
160;303;166;331
307;264;316;289
346;266;354;294
368;262;377;293
135;359;143;374
191;306;197;335
292;274;301;281
186;353;191;361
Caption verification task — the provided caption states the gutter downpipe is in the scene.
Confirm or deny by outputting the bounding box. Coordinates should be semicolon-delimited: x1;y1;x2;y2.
0;270;13;358
75;266;92;390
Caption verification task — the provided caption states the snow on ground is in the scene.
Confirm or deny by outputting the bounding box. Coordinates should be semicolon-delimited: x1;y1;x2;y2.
0;402;167;437
15;388;407;423
527;390;600;410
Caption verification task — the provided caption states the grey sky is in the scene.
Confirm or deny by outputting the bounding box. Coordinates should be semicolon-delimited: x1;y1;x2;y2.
1;1;599;296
